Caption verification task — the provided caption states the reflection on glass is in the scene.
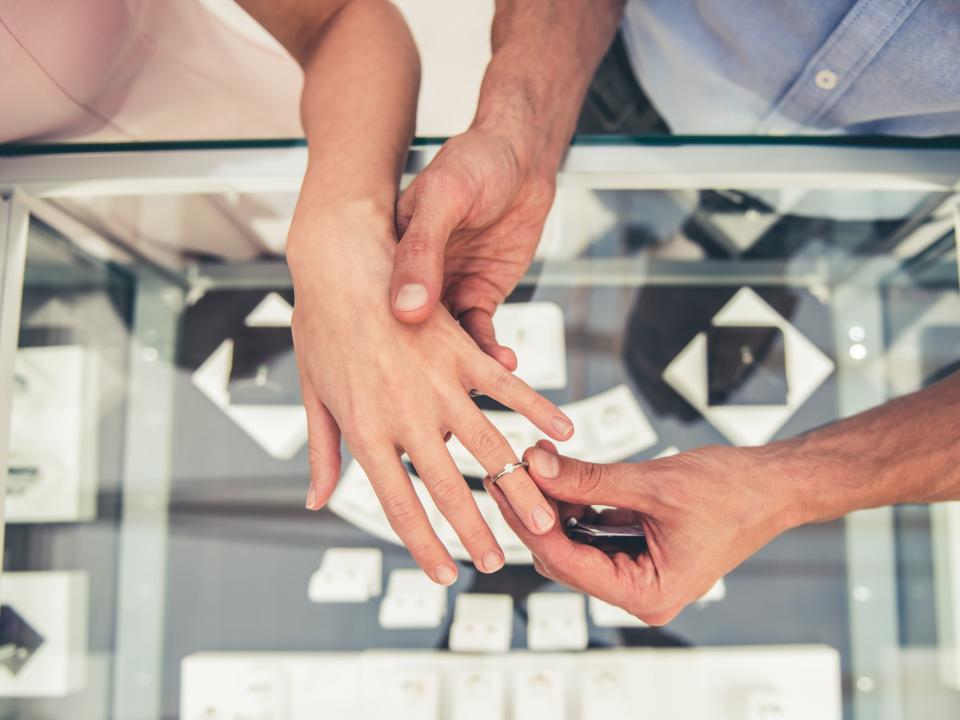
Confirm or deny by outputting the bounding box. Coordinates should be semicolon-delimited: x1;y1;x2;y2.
3;171;959;719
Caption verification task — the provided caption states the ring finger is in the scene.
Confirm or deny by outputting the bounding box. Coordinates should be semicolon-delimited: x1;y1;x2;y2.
406;435;505;574
451;402;556;535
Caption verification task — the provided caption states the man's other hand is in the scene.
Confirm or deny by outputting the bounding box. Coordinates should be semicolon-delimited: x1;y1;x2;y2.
487;440;804;625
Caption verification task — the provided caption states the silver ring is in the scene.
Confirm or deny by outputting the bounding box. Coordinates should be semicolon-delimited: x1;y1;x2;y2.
489;461;529;486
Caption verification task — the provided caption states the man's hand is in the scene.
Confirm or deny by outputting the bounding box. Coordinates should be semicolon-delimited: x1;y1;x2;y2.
389;0;626;366
487;440;802;625
390;129;555;369
489;372;960;623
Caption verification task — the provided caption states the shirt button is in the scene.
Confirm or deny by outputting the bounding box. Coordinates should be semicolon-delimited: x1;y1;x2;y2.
815;69;838;90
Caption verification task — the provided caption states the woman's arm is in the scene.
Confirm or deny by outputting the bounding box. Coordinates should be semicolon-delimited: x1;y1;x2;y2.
238;0;418;227
235;0;573;583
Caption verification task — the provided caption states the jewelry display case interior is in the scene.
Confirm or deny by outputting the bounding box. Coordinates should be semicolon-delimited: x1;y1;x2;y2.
0;138;959;720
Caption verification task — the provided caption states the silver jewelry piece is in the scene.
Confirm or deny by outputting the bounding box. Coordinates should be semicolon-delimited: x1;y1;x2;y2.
565;517;646;539
489;461;529;486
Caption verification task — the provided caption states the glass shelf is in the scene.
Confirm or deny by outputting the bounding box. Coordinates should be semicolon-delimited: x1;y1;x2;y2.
0;139;958;720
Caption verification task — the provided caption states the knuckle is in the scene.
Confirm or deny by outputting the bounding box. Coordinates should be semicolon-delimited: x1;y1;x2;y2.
470;423;503;457
459;521;492;549
525;391;551;417
381;495;421;531
408;537;443;564
428;474;467;508
577;462;606;497
398;235;434;263
345;433;377;459
537;558;556;579
489;368;518;397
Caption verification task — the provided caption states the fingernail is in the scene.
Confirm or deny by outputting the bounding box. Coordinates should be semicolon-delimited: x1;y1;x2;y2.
530;447;559;479
395;284;428;311
305;485;317;510
435;565;457;585
537;439;559;455
531;506;555;533
551;415;573;439
481;550;504;573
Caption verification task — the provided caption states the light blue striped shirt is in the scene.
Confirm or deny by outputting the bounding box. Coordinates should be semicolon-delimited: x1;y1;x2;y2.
623;0;959;136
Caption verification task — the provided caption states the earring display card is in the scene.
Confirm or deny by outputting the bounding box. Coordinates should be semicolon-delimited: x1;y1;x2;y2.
308;548;382;603
7;346;99;523
0;572;89;697
512;668;567;719
451;670;506;720
378;570;447;629
588;597;648;628
366;670;440;720
526;593;588;651
449;594;513;653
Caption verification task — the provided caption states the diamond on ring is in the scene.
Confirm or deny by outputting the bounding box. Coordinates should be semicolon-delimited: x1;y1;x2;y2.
490;461;529;486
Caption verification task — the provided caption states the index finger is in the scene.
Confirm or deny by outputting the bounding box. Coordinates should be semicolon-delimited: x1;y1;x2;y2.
470;356;574;443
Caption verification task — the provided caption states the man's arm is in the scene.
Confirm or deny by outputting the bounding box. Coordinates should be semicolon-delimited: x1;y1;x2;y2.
473;0;627;177
487;372;960;625
782;370;960;521
387;0;626;339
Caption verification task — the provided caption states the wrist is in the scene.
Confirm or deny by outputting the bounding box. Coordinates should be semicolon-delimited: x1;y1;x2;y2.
286;198;395;292
471;52;590;179
740;439;832;532
749;431;881;528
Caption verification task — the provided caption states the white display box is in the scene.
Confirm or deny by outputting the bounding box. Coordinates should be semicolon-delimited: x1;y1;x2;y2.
449;594;513;653
7;346;99;523
0;572;89;697
181;645;841;720
378;569;447;629
933;501;960;690
307;548;382;603
526;593;588;651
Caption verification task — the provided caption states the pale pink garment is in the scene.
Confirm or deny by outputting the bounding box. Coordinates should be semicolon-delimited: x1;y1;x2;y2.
0;0;304;143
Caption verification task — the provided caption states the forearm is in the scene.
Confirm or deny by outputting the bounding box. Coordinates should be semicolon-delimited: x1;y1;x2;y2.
472;0;626;175
241;0;419;270
297;1;418;228
767;372;960;525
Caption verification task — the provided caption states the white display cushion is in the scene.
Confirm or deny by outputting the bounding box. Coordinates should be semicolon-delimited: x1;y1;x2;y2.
7;346;99;523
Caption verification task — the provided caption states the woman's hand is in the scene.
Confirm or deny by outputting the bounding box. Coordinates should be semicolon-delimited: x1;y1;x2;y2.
487;440;802;624
288;208;574;584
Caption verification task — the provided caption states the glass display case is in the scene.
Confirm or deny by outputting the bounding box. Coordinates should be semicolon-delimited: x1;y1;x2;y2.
1;137;959;720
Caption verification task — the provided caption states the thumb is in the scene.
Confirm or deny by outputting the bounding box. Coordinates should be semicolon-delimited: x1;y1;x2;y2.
391;175;469;323
522;444;646;509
